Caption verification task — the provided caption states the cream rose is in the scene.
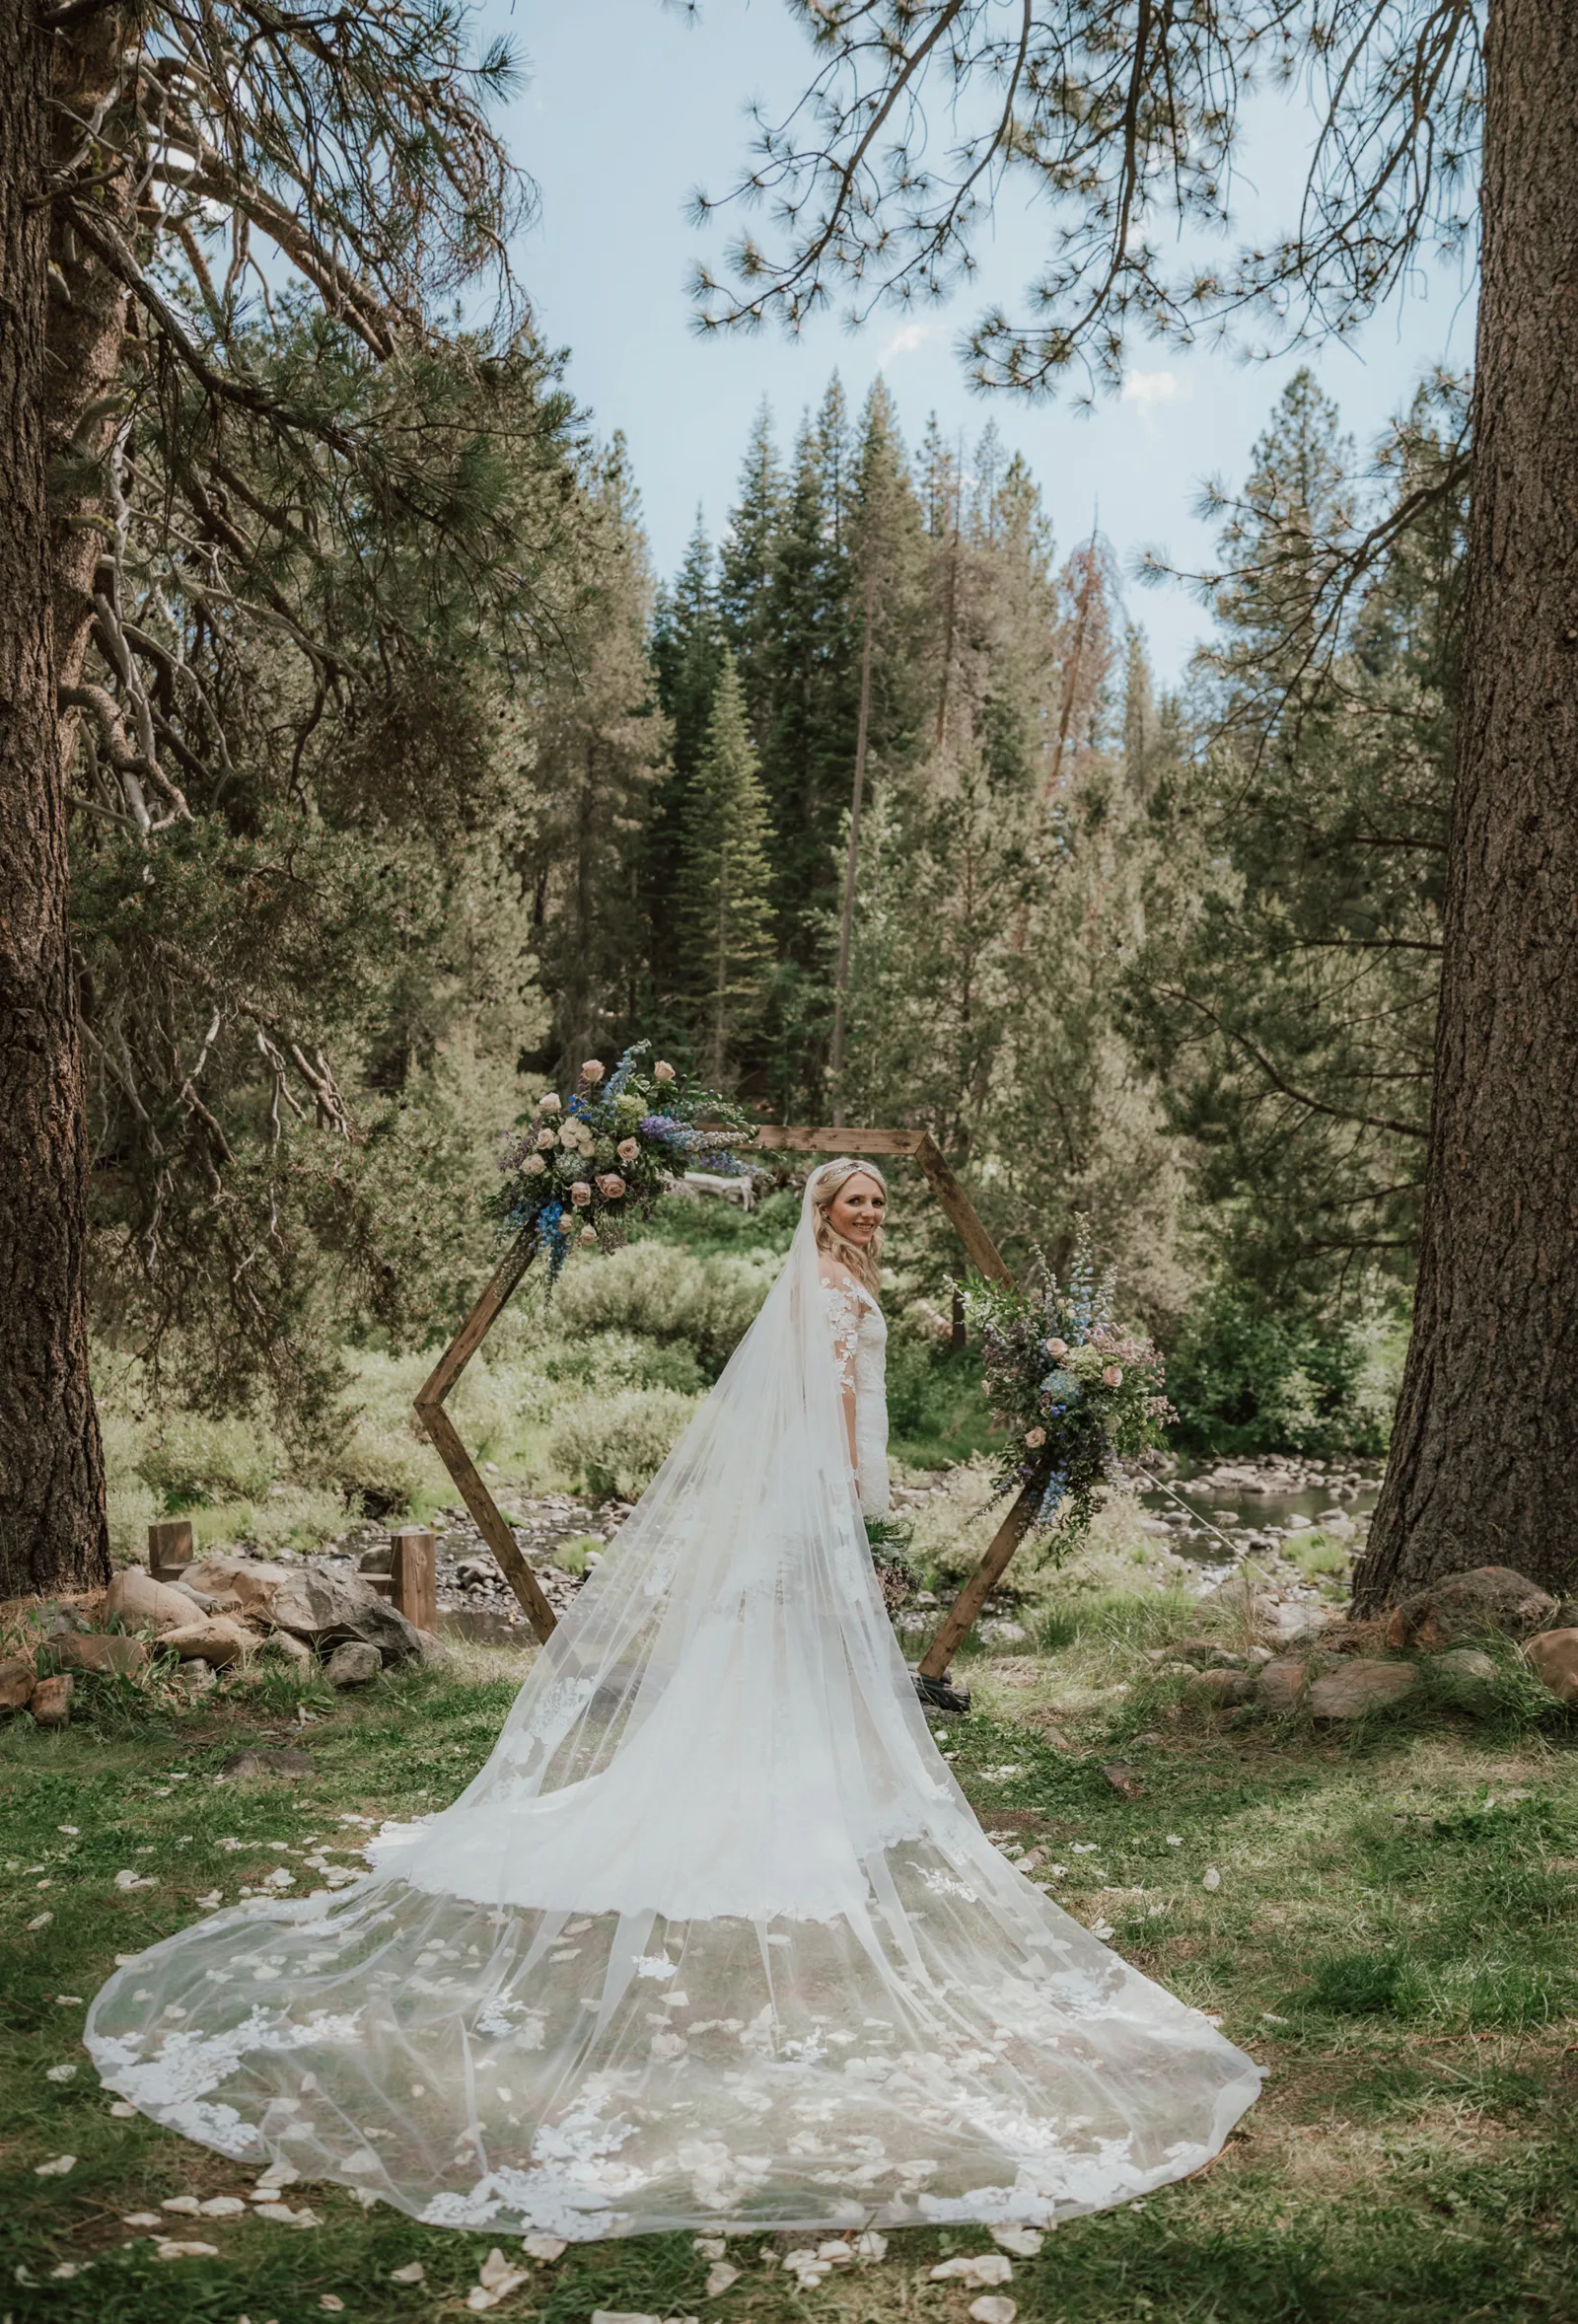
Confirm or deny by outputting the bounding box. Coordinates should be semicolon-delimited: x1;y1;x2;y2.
1101;1364;1123;1388
616;1137;639;1163
523;1153;546;1177
581;1058;605;1083
536;1126;557;1150
653;1059;677;1082
1024;1425;1047;1449
596;1173;626;1200
578;1225;599;1246
539;1093;561;1115
1045;1338;1069;1359
569;1180;593;1207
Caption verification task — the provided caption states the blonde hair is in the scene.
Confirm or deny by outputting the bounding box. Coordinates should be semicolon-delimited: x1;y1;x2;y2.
811;1158;888;1297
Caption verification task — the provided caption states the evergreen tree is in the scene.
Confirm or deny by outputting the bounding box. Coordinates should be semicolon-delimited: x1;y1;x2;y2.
718;403;784;750
648;519;724;1000
676;653;776;1082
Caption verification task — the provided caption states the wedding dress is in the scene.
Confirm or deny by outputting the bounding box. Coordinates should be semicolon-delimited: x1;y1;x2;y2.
86;1173;1258;2239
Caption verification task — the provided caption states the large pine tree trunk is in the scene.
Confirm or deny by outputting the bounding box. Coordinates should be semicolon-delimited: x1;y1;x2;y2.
1354;0;1578;1608
0;2;109;1598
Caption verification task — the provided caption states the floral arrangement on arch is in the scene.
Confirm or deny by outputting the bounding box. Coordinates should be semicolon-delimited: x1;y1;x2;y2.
961;1223;1175;1547
494;1042;755;1279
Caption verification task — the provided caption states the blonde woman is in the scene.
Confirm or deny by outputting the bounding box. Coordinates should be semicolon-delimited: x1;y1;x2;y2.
91;1155;1257;2244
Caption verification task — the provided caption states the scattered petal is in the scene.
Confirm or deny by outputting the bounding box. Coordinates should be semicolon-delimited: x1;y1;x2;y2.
49;2263;82;2280
155;2240;219;2260
693;2239;727;2261
931;2254;1013;2288
44;2062;77;2082
390;2260;426;2283
1165;1835;1184;1847
123;2213;164;2228
1203;1866;1222;1891
161;2196;203;2215
55;1995;85;2004
969;2299;1018;2324
522;2234;566;2261
109;2101;137;2117
198;2196;248;2217
853;2232;888;2263
990;2227;1043;2257
815;2241;853;2263
27;1913;53;1932
114;1869;158;1891
1090;1921;1116;1940
35;2154;76;2178
321;2300;345;2314
705;2262;740;2296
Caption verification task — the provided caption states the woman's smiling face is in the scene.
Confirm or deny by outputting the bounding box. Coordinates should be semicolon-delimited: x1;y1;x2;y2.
826;1172;887;1246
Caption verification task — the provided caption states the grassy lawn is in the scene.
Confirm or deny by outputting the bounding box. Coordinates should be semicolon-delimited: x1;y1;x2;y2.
5;1610;1577;2324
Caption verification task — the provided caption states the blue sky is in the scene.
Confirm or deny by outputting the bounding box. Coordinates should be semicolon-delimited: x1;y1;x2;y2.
486;1;1474;681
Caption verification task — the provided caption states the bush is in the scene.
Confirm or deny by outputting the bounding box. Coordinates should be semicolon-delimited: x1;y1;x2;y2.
1165;1287;1406;1455
550;1243;774;1374
546;1387;698;1499
135;1412;283;1505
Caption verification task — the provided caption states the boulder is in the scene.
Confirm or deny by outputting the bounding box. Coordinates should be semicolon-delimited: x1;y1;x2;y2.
1186;1667;1256;1707
1429;1646;1500;1687
105;1567;204;1635
1385;1565;1557;1650
323;1640;383;1689
188;1556;422;1666
1266;1602;1339;1647
0;1657;36;1712
32;1673;74;1726
1523;1627;1578;1705
53;1634;150;1678
158;1617;258;1668
1257;1657;1311;1714
257;1628;313;1670
222;1746;315;1779
1308;1659;1418;1720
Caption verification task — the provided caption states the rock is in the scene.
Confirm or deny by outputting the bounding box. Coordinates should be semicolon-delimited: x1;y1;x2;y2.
1267;1602;1338;1646
1102;1761;1143;1798
158;1618;257;1668
0;1657;36;1712
1186;1668;1256;1707
175;1660;216;1695
358;1544;393;1575
1257;1657;1311;1713
323;1639;383;1688
32;1673;74;1726
1523;1628;1578;1705
1385;1565;1557;1651
222;1746;316;1779
105;1568;204;1635
1308;1660;1418;1720
189;1556;423;1665
1429;1646;1499;1686
1170;1638;1247;1668
34;1600;92;1637
257;1628;313;1670
53;1634;150;1678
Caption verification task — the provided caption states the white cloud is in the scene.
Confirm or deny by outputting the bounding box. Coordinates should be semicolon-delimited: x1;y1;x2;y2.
1120;368;1182;412
881;321;932;360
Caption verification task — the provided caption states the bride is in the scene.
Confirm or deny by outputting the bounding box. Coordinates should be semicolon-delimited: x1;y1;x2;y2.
87;1159;1258;2239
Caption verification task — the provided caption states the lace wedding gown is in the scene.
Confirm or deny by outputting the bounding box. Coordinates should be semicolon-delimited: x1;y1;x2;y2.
87;1174;1258;2239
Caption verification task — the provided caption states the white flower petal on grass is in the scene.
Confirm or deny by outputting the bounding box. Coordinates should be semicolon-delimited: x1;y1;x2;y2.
466;2248;532;2309
161;2196;203;2215
1203;1866;1222;1891
705;2261;741;2296
54;1994;84;2004
197;2196;248;2218
194;1891;224;1912
853;2232;888;2262
155;2240;219;2260
969;2298;1018;2324
815;2241;853;2262
123;2213;163;2228
931;2254;1014;2288
109;2100;137;2118
57;1824;79;1835
320;2300;345;2315
114;1869;158;1891
35;2154;76;2177
1166;1834;1183;1847
522;2233;567;2260
27;1912;53;1931
693;2238;727;2259
990;2227;1044;2257
390;2261;426;2284
44;2062;77;2082
49;2263;83;2280
1090;1921;1116;1941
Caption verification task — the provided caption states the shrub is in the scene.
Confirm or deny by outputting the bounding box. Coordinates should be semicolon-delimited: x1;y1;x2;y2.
546;1387;698;1499
550;1243;774;1374
135;1412;282;1505
1165;1287;1406;1455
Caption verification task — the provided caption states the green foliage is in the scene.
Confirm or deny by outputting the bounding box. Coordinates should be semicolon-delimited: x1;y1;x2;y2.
673;653;777;1079
545;1386;698;1500
1165;1283;1404;1455
549;1240;776;1377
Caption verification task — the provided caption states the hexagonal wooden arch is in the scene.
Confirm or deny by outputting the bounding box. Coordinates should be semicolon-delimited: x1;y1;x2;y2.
413;1126;1041;1680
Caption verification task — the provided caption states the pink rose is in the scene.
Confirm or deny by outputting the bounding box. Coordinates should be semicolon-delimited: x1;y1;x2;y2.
1045;1338;1069;1359
578;1225;599;1246
536;1126;557;1150
1102;1364;1123;1388
539;1093;561;1115
653;1059;677;1082
523;1153;546;1177
596;1173;626;1200
569;1180;593;1207
581;1058;605;1083
616;1137;639;1163
1024;1426;1046;1449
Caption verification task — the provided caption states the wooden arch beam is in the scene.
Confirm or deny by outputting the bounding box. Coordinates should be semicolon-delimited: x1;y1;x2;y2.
414;1129;1021;1678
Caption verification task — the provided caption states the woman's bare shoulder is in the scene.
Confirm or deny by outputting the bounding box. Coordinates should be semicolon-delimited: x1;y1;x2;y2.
818;1256;859;1291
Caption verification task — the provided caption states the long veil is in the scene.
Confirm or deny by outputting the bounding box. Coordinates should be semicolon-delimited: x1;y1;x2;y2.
86;1177;1259;2238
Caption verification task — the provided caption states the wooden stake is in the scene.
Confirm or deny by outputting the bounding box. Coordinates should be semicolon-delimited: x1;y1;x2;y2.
147;1518;193;1578
916;1481;1042;1682
390;1527;438;1634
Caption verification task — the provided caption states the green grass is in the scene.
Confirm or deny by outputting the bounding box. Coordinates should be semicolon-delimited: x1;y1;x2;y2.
6;1611;1578;2322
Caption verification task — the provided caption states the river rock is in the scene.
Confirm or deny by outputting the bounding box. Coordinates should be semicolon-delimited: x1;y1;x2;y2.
158;1617;257;1668
257;1628;314;1669
323;1639;383;1689
0;1657;36;1712
188;1556;422;1665
222;1746;316;1779
32;1673;74;1726
1385;1565;1557;1650
1523;1628;1578;1704
1186;1667;1256;1707
105;1567;204;1635
1308;1659;1419;1719
53;1634;150;1678
1257;1657;1311;1713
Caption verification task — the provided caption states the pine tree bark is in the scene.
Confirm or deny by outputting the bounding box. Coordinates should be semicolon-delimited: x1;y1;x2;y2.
1354;0;1578;1608
0;0;109;1598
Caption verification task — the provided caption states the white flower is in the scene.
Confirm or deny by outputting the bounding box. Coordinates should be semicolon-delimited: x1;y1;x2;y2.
991;2227;1043;2258
1045;1337;1069;1358
1102;1363;1123;1387
536;1126;557;1149
578;1226;599;1246
523;1154;546;1177
970;2298;1019;2324
616;1137;639;1162
580;1058;606;1083
653;1059;677;1081
539;1093;561;1114
35;2154;76;2177
569;1181;593;1207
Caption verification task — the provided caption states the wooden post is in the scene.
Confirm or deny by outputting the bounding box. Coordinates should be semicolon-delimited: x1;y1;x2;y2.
413;1228;560;1642
390;1527;438;1634
916;1482;1042;1682
147;1518;193;1579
